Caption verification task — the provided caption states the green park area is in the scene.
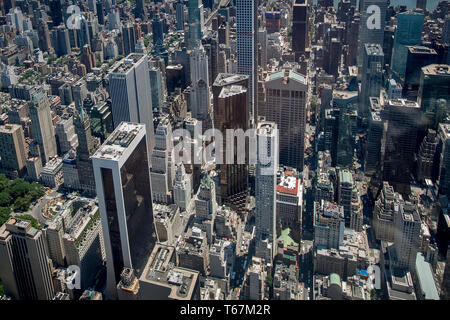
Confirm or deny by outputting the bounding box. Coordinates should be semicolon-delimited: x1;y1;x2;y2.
0;174;45;226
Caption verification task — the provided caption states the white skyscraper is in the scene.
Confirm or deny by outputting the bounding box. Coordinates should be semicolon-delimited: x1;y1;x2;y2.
92;122;154;299
236;0;257;122
173;163;192;210
394;201;421;271
151;117;175;204
255;121;279;261
190;43;211;128
108;53;154;158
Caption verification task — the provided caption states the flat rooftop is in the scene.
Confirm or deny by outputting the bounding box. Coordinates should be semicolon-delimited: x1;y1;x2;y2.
407;46;437;55
422;64;450;76
213;73;248;86
0;123;21;134
139;244;199;300
277;174;300;197
364;43;384;56
93;122;144;161
415;253;439;300
110;53;146;74
388;99;420;109
219;85;246;98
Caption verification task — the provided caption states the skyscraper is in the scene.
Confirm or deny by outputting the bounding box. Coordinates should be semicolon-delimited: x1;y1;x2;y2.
108;53;154;157
135;0;147;20
313;200;345;249
373;181;402;242
255;121;278;260
150;116;174;204
364;97;384;174
176;1;185;31
29;90;57;166
264;66;308;170
338;169;354;227
0;218;55;300
122;22;136;56
418;64;450;130
53;25;71;57
212;73;250;207
149;66;165;110
360;44;384;118
187;0;204;49
394;201;421;271
390;11;424;79
236;0;257;122
382;99;420;195
0;124;27;177
292;2;309;59
417;129;438;183
189;43;211;129
92;122;154;299
173;163;192;210
215;85;248;208
37;18;52;53
151;14;164;46
437;123;450;197
74;107;97;196
357;0;387;72
416;0;427;11
404;46;438;96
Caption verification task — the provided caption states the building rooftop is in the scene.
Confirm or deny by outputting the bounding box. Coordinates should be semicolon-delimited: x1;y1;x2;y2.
277;174;299;195
422;64;450;76
219;85;246;98
316;200;345;222
407;45;437;55
333;90;358;101
277;228;298;247
110;53;146;74
364;43;384;56
93;122;144;161
214;73;249;87
415;253;439;300
387;98;420;109
339;169;353;185
0;123;21;134
139;244;199;300
268;69;306;84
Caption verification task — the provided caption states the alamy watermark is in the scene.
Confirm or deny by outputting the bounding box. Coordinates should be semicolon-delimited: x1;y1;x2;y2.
66;5;86;30
367;265;381;290
64;265;81;290
366;5;381;30
171;123;279;175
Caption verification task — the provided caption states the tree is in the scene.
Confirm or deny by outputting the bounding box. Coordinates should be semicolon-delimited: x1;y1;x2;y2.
13;197;30;212
0;192;11;207
266;275;273;288
10;179;31;198
0;174;10;191
0;206;11;225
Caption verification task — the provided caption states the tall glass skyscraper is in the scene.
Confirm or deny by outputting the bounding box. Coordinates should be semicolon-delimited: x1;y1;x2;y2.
92;122;155;299
187;0;204;49
391;10;424;79
236;0;258;123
